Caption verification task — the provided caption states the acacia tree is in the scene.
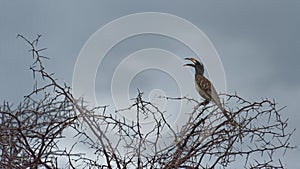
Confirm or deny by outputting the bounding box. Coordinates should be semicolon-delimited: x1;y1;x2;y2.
0;35;295;168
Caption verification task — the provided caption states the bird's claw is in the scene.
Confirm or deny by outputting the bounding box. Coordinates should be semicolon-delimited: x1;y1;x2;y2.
200;100;209;106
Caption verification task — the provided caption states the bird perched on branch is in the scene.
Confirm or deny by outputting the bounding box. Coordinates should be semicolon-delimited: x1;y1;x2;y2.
184;58;237;126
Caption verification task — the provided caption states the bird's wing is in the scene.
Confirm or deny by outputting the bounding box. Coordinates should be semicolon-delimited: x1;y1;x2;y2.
195;75;212;100
196;75;223;110
209;83;222;108
196;75;236;125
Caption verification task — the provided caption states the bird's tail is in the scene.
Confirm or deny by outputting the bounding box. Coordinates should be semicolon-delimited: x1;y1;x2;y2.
216;102;238;127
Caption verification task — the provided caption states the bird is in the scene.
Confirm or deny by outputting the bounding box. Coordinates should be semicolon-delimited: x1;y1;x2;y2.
184;58;237;126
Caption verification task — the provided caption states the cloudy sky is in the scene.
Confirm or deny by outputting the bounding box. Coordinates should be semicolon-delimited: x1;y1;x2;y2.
1;1;299;168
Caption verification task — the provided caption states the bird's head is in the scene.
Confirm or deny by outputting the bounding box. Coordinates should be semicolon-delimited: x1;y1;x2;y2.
184;58;204;75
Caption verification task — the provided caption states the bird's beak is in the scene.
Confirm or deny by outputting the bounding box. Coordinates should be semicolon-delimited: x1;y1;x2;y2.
184;58;197;67
183;63;195;67
184;57;197;64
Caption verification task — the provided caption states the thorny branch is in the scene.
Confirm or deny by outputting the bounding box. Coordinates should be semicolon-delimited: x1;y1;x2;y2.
0;35;295;168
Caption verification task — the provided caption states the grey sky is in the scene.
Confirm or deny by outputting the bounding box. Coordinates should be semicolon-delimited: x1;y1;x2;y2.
1;1;299;168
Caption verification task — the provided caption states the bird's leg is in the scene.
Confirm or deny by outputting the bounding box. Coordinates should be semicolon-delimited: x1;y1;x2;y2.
194;100;207;110
197;100;210;110
202;100;210;106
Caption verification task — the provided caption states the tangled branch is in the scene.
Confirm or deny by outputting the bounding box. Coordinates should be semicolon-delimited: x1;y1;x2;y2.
0;35;295;168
